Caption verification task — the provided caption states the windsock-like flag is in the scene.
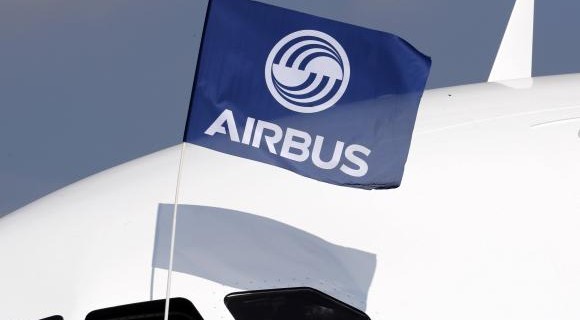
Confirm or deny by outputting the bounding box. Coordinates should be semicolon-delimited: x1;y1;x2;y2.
184;0;431;189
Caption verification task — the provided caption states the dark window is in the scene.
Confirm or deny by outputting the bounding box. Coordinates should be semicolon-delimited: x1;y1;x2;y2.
224;287;370;320
85;297;202;320
40;317;63;320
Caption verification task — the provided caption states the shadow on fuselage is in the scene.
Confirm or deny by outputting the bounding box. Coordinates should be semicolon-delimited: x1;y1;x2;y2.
153;204;376;311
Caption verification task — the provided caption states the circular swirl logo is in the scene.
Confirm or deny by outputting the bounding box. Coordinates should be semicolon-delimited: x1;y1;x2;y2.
265;30;350;113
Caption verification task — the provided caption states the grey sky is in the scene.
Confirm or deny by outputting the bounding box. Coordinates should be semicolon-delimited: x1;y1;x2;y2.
533;0;580;76
1;0;578;216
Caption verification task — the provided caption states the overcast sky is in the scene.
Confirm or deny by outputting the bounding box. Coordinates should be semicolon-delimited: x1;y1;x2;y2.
1;0;579;217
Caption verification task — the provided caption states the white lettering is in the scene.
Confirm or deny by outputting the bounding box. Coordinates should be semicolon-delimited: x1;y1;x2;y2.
204;109;240;142
280;128;312;162
252;120;283;154
340;144;371;177
205;109;372;178
312;136;344;170
241;117;256;145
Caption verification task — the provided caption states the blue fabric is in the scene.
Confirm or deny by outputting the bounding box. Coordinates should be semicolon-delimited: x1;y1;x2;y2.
184;0;431;189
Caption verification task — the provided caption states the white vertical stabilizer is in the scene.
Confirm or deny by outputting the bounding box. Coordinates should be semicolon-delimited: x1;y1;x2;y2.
488;0;534;82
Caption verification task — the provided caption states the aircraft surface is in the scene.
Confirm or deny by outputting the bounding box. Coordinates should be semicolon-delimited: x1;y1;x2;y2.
1;74;579;320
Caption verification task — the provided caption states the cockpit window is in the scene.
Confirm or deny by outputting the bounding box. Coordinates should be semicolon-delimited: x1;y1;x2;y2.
85;297;202;320
40;316;63;320
224;287;370;320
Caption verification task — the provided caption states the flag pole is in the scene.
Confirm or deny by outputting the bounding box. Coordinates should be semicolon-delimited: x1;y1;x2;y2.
163;142;186;320
163;0;213;319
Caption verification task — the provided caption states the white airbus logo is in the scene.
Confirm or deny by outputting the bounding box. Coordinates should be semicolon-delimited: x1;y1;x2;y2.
203;31;369;178
265;30;350;113
204;109;371;178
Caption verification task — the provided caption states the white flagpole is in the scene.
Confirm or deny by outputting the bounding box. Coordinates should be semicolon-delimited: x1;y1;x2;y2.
163;1;212;318
164;142;187;320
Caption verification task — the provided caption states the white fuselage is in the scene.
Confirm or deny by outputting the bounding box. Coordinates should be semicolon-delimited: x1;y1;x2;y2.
1;75;579;320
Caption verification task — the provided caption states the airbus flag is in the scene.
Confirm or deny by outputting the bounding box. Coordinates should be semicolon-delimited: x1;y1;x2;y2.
184;0;431;189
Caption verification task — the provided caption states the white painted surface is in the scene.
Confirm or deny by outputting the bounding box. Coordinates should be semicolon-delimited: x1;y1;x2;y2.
0;147;182;319
488;0;535;82
1;74;579;320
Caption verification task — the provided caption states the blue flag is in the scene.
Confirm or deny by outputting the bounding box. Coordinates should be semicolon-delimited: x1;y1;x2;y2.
184;0;431;189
